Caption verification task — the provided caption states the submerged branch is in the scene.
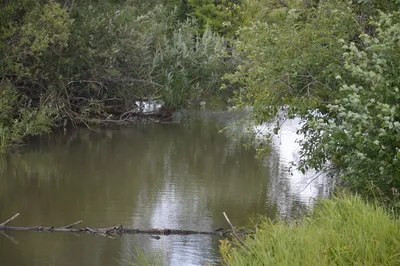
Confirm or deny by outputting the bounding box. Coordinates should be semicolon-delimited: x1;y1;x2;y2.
0;213;225;237
0;231;18;244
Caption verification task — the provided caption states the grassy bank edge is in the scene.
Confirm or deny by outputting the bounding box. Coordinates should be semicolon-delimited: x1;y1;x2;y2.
220;194;400;266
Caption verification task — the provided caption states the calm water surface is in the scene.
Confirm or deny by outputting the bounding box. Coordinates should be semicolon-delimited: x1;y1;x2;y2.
0;111;327;266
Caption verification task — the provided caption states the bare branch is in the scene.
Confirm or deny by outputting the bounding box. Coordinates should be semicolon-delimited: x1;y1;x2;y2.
223;212;251;251
0;213;20;226
61;220;83;229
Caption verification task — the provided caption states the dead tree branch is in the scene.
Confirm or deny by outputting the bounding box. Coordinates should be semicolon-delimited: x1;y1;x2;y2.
0;213;20;226
223;212;251;251
0;213;225;238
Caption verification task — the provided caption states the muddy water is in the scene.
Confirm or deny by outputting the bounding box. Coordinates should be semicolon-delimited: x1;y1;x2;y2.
0;110;327;266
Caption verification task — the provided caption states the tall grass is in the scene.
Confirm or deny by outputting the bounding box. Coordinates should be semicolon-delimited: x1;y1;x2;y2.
121;246;162;266
220;194;400;266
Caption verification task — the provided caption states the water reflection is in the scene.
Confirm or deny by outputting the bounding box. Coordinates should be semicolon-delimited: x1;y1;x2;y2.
0;110;327;266
262;118;329;219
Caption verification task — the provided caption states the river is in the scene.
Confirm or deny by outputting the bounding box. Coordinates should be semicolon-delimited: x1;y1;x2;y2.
0;110;328;266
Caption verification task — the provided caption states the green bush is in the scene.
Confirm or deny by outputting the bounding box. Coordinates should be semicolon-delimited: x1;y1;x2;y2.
154;19;235;108
0;1;68;150
299;11;400;194
224;0;400;196
65;4;175;105
225;0;358;124
0;81;54;151
187;0;251;36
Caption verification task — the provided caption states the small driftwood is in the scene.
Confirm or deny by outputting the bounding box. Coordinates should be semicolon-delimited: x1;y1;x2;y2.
0;213;225;238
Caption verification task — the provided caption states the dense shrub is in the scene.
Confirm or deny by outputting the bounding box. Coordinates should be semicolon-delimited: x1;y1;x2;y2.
0;81;54;150
154;20;234;108
0;0;236;150
224;0;400;196
299;11;400;193
225;0;358;124
187;0;250;36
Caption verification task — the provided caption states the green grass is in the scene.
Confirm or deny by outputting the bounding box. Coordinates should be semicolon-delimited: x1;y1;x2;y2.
120;246;162;266
220;194;400;266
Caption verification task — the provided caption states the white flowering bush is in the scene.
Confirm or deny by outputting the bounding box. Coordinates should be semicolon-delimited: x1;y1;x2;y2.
300;11;400;194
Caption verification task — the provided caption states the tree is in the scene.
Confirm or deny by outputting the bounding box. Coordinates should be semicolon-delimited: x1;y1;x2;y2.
224;0;400;195
299;11;400;194
225;0;358;124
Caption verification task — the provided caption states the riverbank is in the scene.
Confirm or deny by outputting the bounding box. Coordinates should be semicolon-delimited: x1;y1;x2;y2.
220;194;400;266
0;1;236;152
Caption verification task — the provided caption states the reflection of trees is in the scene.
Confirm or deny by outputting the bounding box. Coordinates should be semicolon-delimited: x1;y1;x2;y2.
121;119;272;265
0;114;270;266
0;113;329;266
140;121;270;221
264;118;329;220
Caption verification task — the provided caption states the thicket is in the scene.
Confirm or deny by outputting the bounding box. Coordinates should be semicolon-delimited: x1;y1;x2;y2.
300;10;400;195
187;0;253;36
225;0;400;198
0;0;237;150
2;0;399;197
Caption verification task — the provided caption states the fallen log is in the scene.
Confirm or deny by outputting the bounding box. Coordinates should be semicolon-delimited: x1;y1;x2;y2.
0;213;226;237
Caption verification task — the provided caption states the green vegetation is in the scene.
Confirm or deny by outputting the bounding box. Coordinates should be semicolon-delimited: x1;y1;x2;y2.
299;10;400;194
221;194;400;265
1;0;399;262
219;0;400;264
122;246;162;266
0;81;54;149
224;0;400;197
187;0;252;36
0;0;235;151
225;0;357;120
6;0;397;197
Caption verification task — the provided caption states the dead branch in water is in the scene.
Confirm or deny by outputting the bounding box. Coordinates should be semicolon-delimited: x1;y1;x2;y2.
0;213;226;238
223;212;251;251
0;213;20;226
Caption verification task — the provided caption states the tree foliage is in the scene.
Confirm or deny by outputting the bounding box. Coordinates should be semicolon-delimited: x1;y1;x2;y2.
0;81;54;150
226;0;358;123
0;1;69;150
299;11;400;193
0;0;235;150
187;0;252;36
225;0;400;195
